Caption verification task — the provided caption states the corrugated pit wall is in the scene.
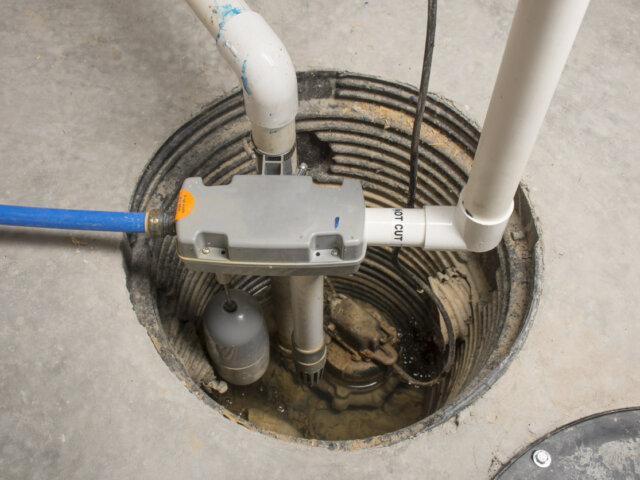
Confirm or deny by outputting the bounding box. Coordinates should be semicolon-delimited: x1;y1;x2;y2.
124;71;541;448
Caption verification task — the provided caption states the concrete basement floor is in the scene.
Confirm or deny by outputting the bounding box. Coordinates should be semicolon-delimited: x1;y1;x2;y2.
1;0;638;478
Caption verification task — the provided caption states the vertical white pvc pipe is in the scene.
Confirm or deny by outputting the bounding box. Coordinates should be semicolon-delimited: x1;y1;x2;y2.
457;0;589;251
290;276;324;352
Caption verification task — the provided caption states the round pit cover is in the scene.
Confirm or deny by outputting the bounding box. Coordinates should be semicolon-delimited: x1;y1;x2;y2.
496;408;640;479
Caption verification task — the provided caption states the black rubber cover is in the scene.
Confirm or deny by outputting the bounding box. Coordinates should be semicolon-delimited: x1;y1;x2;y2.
495;407;640;479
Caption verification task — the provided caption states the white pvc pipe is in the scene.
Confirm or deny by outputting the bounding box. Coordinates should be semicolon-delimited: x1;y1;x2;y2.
370;1;589;253
185;0;298;154
184;0;249;37
364;207;466;250
365;208;426;247
290;276;324;352
424;206;467;250
252;123;297;157
457;0;590;251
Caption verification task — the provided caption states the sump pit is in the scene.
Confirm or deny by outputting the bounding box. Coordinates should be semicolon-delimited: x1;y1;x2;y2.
124;71;541;447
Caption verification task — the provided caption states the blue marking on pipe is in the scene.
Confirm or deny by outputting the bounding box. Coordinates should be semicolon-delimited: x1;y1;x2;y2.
214;3;245;42
334;217;340;229
217;3;243;24
216;4;244;33
0;205;147;233
241;59;251;94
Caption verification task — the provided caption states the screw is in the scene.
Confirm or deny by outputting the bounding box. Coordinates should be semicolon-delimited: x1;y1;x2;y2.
201;247;211;255
297;162;309;176
532;449;551;468
331;248;339;257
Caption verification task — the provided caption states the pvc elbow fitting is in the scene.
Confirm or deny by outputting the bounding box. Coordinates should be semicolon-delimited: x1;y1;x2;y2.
453;197;513;253
419;202;512;252
185;1;298;152
216;11;298;130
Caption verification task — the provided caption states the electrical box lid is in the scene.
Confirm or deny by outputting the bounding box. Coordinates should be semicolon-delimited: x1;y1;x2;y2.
175;175;366;276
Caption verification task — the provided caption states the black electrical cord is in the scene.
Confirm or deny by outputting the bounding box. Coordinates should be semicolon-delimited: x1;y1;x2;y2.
406;0;438;210
391;0;457;386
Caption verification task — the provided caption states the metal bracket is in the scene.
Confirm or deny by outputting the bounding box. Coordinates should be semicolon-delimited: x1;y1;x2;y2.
257;147;295;175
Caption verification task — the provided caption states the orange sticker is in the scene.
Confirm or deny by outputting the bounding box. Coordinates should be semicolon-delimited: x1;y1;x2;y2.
175;189;195;220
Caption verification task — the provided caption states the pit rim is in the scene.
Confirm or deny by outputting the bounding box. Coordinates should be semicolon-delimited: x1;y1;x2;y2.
124;70;544;450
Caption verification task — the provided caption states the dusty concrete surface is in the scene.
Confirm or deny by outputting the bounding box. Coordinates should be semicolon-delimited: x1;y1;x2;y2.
0;1;638;478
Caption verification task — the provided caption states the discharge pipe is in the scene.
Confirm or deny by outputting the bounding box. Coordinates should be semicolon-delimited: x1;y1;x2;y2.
364;0;590;252
365;0;589;252
184;0;298;160
452;0;590;251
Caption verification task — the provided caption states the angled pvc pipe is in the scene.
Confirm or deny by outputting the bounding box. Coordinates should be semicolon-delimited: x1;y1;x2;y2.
365;0;590;252
184;0;298;156
453;0;590;252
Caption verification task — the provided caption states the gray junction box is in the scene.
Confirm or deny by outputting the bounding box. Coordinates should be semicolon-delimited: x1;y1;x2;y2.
175;175;366;276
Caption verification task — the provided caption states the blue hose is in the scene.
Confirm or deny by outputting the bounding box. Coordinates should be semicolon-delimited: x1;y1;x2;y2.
0;204;147;233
